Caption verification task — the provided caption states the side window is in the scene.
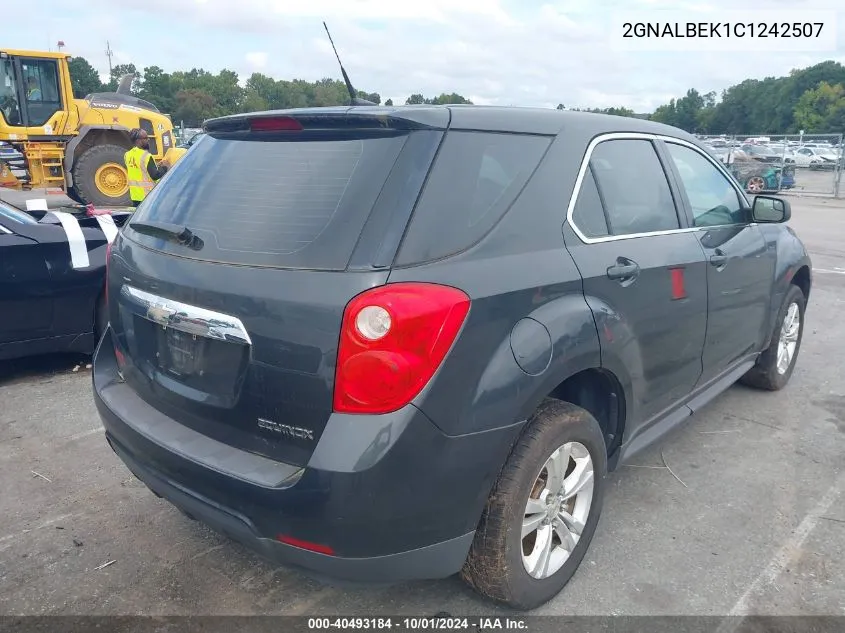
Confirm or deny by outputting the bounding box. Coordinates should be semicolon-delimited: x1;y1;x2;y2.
571;166;609;238
665;143;746;227
21;59;61;127
588;139;680;236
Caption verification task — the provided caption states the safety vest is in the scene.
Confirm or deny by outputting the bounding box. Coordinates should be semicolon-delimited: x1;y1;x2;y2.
125;146;155;202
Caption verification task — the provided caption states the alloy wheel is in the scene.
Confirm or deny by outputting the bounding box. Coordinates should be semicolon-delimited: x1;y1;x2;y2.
521;442;595;579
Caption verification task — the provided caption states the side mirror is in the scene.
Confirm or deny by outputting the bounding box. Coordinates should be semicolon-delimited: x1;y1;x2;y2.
752;195;790;223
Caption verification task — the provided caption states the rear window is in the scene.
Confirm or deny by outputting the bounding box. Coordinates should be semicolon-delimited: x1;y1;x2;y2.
126;132;409;270
395;131;551;265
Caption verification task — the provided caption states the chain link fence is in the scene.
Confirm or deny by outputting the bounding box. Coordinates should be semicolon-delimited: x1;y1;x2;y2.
696;133;844;198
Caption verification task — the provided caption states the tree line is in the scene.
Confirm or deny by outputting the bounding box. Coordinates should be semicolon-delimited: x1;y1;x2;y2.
67;57;473;127
644;60;845;134
67;56;845;134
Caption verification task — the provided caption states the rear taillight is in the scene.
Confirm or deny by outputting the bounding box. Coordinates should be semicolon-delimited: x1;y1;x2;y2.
333;283;470;415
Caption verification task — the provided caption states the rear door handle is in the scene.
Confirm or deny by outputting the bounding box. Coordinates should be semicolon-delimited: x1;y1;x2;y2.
607;261;640;281
710;250;728;267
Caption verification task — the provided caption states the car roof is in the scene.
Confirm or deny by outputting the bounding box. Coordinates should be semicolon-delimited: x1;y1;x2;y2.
205;105;698;142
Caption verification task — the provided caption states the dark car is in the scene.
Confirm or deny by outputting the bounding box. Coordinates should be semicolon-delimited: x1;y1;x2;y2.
0;201;129;360
729;158;796;193
92;106;811;610
740;143;792;164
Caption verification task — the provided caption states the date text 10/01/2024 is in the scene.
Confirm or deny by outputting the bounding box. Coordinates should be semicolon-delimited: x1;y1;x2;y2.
622;22;825;38
307;617;528;630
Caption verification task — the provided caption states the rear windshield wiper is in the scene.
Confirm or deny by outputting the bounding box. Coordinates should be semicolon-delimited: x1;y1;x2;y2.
130;220;203;250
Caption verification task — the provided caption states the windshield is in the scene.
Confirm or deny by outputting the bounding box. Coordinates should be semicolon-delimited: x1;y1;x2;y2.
0;200;38;225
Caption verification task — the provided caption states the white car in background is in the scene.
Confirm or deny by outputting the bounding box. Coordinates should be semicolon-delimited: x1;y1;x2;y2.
793;146;842;169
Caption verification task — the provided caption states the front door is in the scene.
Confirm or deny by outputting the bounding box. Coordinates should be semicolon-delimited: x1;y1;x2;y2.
660;140;776;385
563;137;709;429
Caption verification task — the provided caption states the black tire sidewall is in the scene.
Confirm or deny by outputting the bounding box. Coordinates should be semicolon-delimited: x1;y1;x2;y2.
73;144;131;207
764;284;806;388
502;404;607;609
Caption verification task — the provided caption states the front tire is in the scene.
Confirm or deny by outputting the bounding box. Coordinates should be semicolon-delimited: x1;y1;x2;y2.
460;400;607;610
740;284;805;391
72;144;131;207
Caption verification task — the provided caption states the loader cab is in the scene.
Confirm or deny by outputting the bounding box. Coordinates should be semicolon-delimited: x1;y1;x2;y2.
0;50;72;138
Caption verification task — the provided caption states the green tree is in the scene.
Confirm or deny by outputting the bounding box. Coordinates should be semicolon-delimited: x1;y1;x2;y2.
138;65;176;113
650;99;677;126
173;89;217;126
357;90;381;104
405;93;425;105
107;63;140;93
67;57;103;98
674;88;705;132
556;103;565;110
385;98;393;106
793;81;845;133
650;60;845;134
428;93;472;105
240;90;269;113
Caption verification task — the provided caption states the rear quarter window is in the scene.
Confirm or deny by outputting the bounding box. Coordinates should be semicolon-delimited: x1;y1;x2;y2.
395;131;551;265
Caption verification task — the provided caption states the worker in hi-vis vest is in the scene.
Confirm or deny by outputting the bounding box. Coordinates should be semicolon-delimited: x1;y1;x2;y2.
125;128;169;207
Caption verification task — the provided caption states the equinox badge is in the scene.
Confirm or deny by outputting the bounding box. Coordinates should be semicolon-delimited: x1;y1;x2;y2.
257;418;314;441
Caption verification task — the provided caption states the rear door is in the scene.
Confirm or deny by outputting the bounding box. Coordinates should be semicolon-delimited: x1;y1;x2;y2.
108;110;447;467
660;140;775;384
563;136;708;429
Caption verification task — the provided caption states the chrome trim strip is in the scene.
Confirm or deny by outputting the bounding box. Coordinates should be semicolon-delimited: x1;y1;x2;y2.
565;132;752;245
120;285;252;345
0;224;12;235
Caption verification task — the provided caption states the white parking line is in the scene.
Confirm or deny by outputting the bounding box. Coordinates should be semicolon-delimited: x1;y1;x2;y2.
0;513;78;551
715;471;845;632
66;426;104;442
813;268;845;275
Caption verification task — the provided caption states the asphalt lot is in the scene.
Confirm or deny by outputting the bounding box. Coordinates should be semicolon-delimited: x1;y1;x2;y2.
0;191;844;618
785;165;842;196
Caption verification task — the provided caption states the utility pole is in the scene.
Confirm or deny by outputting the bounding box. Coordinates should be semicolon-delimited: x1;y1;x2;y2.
105;41;114;80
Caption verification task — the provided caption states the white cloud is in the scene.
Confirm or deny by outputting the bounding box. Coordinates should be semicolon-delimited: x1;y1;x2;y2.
245;52;268;69
7;0;845;111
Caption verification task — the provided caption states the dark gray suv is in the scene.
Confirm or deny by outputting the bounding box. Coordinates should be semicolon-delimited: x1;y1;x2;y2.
92;105;811;610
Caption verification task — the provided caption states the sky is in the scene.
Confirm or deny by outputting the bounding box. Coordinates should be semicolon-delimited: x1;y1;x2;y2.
5;0;845;112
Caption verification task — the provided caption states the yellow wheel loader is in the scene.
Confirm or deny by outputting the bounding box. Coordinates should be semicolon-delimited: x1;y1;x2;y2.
0;49;186;207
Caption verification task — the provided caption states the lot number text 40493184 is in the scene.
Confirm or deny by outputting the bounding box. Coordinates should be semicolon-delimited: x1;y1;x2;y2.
307;617;528;630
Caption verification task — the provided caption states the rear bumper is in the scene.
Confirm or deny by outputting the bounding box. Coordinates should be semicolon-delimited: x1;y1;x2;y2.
104;431;474;583
93;328;523;583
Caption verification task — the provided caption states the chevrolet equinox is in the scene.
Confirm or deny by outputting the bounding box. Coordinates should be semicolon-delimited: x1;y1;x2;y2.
93;105;811;610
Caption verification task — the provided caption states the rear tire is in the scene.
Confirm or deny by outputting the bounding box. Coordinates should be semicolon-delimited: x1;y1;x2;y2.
72;144;131;207
740;284;805;391
460;399;607;610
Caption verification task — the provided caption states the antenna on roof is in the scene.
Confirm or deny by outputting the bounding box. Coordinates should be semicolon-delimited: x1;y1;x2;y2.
323;21;375;106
